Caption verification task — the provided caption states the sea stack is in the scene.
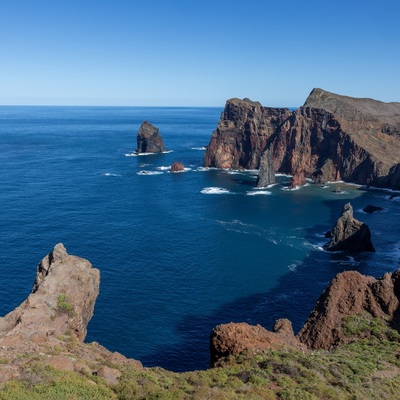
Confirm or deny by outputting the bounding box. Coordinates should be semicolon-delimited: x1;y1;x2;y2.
256;148;275;187
324;203;375;252
170;161;185;172
136;121;165;154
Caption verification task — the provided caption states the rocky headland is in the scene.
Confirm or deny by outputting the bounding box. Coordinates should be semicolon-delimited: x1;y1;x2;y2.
204;88;400;189
2;245;400;398
136;121;165;154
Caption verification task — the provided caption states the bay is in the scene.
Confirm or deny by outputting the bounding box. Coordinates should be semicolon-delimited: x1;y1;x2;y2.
0;106;399;371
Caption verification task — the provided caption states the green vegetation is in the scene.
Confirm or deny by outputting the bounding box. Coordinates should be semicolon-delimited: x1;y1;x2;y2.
1;314;400;399
56;294;74;316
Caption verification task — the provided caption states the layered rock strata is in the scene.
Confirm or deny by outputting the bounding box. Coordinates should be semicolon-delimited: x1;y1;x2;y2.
136;121;165;153
203;89;400;189
324;202;375;252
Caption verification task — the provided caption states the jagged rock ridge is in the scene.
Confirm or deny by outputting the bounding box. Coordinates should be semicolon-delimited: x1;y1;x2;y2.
210;269;400;364
203;89;400;189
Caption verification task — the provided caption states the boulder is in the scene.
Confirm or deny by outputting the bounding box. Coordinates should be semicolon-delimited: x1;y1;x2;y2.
136;121;165;153
324;203;375;252
363;204;384;214
170;161;185;172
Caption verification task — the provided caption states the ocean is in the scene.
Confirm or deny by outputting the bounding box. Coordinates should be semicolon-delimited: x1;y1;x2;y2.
0;106;399;372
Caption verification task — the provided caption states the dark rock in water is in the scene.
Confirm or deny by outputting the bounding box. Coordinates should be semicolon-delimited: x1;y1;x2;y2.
256;148;275;187
289;168;306;189
170;161;185;172
332;186;343;193
298;270;400;350
324;203;375;252
363;204;384;214
136;121;165;154
204;89;400;190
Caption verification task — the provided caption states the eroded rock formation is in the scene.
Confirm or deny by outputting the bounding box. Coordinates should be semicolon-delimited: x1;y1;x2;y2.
136;121;165;153
298;270;400;349
256;148;275;187
0;244;142;383
204;89;400;189
210;269;400;365
324;202;375;252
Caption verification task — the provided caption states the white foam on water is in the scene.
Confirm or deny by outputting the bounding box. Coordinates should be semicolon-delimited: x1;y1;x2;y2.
201;187;231;194
125;150;173;157
137;170;164;176
101;172;121;177
156;166;171;171
288;260;303;271
282;185;301;191
246;190;272;196
191;147;207;150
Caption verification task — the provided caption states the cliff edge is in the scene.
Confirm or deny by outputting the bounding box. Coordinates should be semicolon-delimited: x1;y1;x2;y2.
204;89;400;189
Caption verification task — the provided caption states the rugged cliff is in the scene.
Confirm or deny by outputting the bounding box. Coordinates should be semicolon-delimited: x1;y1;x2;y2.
136;121;165;153
210;269;400;363
0;244;141;384
203;89;400;189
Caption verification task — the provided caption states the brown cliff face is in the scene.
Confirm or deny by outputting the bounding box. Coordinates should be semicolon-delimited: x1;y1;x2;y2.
204;90;400;189
298;270;400;349
203;98;291;169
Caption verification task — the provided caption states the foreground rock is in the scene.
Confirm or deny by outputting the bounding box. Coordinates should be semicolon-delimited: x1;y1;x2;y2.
136;121;165;153
170;161;185;172
0;244;142;383
324;202;375;252
210;319;305;366
204;89;400;190
210;269;400;364
298;270;400;349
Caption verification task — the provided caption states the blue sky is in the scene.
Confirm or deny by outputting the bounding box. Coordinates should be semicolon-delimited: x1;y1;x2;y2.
1;0;399;106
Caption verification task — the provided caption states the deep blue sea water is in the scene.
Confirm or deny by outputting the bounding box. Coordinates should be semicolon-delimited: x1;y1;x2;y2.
0;106;399;371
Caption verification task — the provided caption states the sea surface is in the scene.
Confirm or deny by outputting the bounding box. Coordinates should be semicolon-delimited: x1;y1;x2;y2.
0;106;399;371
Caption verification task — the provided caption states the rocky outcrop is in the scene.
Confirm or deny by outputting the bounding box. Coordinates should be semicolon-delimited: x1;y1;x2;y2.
210;319;304;366
136;121;165;153
0;243;99;343
298;270;400;349
203;98;291;169
170;161;185;172
255;148;275;187
289;167;306;189
324;203;375;252
204;89;400;189
363;204;384;214
210;269;400;364
0;244;142;383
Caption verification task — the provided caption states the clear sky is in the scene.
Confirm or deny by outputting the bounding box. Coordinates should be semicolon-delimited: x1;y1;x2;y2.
1;0;399;107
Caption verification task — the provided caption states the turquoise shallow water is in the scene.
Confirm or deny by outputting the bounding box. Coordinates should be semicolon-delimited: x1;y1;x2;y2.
0;106;399;371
